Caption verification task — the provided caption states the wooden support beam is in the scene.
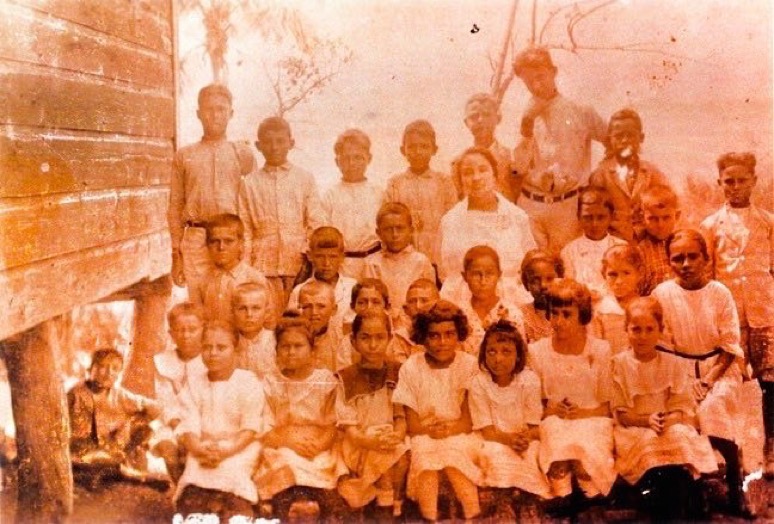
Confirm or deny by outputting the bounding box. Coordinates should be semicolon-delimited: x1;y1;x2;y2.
1;319;73;523
121;275;171;398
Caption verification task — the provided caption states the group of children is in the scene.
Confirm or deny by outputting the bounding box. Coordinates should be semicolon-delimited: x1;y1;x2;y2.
64;46;772;521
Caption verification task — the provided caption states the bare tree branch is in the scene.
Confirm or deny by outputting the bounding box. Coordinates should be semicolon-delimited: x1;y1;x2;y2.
567;0;617;52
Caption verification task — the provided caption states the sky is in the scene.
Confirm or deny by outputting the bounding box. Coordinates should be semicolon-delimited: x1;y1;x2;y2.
177;0;772;209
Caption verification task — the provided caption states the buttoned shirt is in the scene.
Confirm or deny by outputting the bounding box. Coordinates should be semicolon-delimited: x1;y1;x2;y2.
238;163;324;277
362;245;436;313
193;261;268;323
168;138;254;249
384;168;459;265
701;204;774;327
513;94;606;194
322;179;382;253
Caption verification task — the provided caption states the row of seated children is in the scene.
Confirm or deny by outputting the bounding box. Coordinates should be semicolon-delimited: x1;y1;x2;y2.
137;269;730;522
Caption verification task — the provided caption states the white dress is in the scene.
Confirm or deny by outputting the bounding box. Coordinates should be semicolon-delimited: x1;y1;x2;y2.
391;351;483;498
439;193;537;306
469;370;552;498
652;279;744;442
174;369;267;503
153;349;207;441
237;329;278;380
611;350;718;484
528;336;616;497
255;368;347;499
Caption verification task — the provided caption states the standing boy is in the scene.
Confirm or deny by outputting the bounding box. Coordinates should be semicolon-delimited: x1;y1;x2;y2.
700;152;774;476
511;47;606;253
384;120;458;266
192;214;268;323
452;93;518;202
637;184;682;294
589;108;669;242
322;129;383;278
168;84;254;295
238;116;324;315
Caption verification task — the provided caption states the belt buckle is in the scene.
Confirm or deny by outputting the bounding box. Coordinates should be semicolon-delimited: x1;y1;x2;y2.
544;194;555;204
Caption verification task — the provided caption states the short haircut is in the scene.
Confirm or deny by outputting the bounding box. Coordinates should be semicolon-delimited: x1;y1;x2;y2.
198;84;232;106
454;146;499;192
350;278;390;309
309;226;345;251
167;302;204;329
608;108;643;133
203;320;239;347
206;213;244;240
512;46;555;76
478;320;528;378
90;348;123;369
577;185;615;216
465;93;499;112
402;119;436;146
717;152;756;174
299;280;336;303
640;184;679;212
257;116;291;138
232;281;268;306
412;300;470;344
351;310;392;337
463;245;501;273
545;278;593;326
520;249;565;289
376;202;413;227
406;278;439;296
334;128;371;156
624;296;664;331
601;245;645;288
665;229;710;261
275;310;315;346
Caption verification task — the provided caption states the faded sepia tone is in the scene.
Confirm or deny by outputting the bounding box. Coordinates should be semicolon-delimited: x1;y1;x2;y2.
0;0;771;521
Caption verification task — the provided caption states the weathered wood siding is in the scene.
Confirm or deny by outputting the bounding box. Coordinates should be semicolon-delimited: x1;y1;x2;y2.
0;0;174;340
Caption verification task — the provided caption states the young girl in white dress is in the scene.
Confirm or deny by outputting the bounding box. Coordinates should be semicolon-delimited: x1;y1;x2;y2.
336;310;409;518
652;229;746;514
612;297;717;519
527;279;616;500
391;300;483;520
254;312;347;519
469;320;552;511
174;321;267;522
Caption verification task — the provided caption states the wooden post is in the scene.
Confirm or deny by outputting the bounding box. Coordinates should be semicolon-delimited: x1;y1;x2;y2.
2;320;73;523
121;276;172;398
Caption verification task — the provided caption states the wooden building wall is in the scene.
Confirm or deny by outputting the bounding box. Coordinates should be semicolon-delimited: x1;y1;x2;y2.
0;0;175;341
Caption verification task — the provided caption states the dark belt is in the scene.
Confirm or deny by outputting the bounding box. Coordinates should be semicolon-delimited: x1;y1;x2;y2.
656;344;723;379
521;187;579;204
345;243;381;259
185;220;207;228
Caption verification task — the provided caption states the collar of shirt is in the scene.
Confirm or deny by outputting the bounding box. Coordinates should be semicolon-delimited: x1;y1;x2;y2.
381;244;415;259
406;168;433;178
262;162;290;175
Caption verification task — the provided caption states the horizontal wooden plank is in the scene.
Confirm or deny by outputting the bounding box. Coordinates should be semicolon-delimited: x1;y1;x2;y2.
11;0;172;55
0;3;173;91
0;127;173;197
0;231;171;341
0;187;169;270
0;64;175;137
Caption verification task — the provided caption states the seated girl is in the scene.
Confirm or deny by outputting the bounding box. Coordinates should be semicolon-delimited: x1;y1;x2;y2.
612;297;717;519
336;310;409;518
527;279;616;500
174;321;267;521
254;312;347;518
519;249;564;343
392;300;483;520
469;320;552;516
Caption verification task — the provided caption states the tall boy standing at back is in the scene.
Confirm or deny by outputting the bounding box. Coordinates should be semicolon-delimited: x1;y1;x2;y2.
238;117;325;315
384;120;458;267
322;129;383;279
511;47;606;253
168;84;255;295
